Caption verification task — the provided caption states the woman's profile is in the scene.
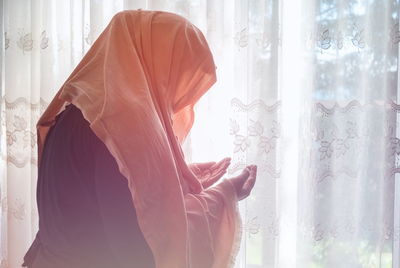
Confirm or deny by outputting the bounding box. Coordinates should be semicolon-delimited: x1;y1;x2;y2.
23;10;257;268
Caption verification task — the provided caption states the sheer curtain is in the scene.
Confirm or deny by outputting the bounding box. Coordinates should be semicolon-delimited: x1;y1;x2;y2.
0;0;399;268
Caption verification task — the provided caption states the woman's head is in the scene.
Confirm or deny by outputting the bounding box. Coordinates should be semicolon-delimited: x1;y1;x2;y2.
97;10;216;143
151;12;216;113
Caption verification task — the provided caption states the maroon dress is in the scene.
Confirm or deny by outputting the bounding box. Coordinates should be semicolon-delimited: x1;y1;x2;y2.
22;104;155;268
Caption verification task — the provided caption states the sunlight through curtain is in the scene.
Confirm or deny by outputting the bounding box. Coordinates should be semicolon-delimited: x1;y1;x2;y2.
0;0;399;267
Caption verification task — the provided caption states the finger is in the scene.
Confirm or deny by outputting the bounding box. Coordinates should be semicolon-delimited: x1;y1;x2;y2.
223;157;232;164
247;174;257;189
246;165;256;175
210;169;227;182
203;170;227;188
221;159;231;169
217;157;231;165
211;163;229;175
242;166;256;189
211;166;227;176
242;179;255;197
252;165;258;177
249;166;257;180
210;158;231;171
242;171;256;195
211;166;228;177
201;171;212;181
190;164;201;174
236;167;251;186
196;162;217;170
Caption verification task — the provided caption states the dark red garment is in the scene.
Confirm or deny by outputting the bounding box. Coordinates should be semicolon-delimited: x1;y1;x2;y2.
23;104;155;268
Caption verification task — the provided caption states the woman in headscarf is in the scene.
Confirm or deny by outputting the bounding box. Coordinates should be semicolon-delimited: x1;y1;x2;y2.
22;10;257;268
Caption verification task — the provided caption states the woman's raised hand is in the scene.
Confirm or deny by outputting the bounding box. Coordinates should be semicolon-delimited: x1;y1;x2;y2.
229;165;257;201
189;157;231;188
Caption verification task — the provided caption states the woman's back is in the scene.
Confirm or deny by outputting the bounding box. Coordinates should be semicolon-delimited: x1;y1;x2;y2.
23;104;155;268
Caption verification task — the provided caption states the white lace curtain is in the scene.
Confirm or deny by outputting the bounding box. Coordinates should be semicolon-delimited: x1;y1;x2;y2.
1;0;399;268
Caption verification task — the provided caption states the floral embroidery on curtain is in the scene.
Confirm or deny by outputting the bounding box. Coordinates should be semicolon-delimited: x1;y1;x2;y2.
1;97;48;167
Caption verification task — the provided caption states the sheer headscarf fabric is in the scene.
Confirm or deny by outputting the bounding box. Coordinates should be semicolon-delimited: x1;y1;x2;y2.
36;10;241;268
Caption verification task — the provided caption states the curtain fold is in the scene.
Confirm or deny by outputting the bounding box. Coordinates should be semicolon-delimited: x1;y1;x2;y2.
0;0;398;267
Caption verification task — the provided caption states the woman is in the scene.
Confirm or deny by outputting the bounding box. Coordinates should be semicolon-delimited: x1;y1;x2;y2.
23;10;257;268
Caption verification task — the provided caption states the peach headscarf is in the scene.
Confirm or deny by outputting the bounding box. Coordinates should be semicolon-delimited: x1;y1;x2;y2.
37;10;241;268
